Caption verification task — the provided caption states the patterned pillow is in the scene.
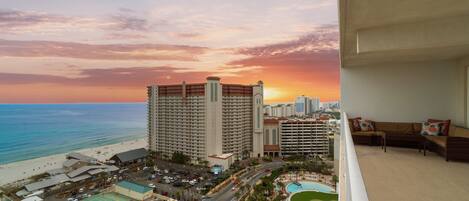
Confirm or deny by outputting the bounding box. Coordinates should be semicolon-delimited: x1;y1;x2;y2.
359;120;375;132
428;119;451;136
349;117;362;131
421;122;442;136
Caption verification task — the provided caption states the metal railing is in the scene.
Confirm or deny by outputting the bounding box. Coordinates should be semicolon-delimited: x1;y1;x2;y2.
339;112;369;201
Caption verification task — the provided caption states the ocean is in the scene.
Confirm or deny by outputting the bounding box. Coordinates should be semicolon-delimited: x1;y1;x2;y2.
0;103;147;165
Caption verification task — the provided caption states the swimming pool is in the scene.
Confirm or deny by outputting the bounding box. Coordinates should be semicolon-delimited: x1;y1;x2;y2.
286;181;335;194
84;192;131;201
211;165;223;175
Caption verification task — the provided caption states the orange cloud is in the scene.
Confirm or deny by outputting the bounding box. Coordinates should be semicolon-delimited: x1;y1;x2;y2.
0;28;340;103
225;26;340;103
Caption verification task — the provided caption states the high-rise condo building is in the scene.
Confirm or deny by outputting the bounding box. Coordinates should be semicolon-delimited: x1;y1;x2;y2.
279;119;329;156
147;77;264;167
263;118;330;157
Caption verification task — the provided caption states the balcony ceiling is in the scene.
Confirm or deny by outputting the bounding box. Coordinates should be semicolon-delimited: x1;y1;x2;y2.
339;0;469;67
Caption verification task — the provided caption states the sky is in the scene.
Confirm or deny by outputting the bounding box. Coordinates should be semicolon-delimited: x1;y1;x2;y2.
0;0;339;104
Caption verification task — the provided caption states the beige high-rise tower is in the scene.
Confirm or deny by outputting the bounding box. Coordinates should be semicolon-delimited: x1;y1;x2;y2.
147;77;264;166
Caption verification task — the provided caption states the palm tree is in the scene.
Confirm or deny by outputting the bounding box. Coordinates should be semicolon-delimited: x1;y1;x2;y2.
277;181;285;193
235;191;241;199
332;175;339;186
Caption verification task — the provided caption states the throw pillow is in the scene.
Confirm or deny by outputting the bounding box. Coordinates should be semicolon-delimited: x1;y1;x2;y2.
359;120;375;132
348;117;362;131
428;119;451;136
421;122;442;136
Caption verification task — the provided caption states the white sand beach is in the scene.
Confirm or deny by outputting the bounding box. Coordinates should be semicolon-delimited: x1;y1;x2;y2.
0;138;147;186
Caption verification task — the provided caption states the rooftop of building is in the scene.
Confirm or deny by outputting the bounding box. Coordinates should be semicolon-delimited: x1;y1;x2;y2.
280;118;327;123
66;152;98;164
264;118;279;124
208;153;233;159
111;148;148;163
148;77;262;87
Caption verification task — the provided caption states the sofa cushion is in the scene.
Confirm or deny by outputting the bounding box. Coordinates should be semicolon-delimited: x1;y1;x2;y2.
421;122;442;136
359;120;375;132
428;119;451;136
412;123;422;134
374;122;414;135
425;136;447;148
348;117;362;132
352;131;382;136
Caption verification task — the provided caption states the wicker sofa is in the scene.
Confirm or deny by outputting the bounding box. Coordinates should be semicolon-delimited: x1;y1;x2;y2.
349;119;469;162
350;121;425;148
424;125;469;162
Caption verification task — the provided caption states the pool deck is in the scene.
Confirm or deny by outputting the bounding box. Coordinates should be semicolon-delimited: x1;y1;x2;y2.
286;181;335;194
283;180;337;201
356;145;469;201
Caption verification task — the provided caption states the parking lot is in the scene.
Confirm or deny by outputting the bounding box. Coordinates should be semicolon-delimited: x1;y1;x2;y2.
40;158;246;201
127;159;218;201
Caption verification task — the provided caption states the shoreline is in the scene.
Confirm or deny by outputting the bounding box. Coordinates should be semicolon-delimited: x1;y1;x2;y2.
0;135;145;165
0;138;147;186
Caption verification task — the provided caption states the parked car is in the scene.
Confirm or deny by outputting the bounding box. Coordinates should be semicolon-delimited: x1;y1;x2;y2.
173;181;183;187
189;180;197;185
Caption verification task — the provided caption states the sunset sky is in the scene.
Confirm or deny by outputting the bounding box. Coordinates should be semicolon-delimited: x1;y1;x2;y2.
0;0;339;104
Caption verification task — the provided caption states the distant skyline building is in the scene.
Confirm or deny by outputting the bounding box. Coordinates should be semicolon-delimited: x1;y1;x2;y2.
320;101;340;111
295;95;320;116
147;77;264;167
266;104;295;118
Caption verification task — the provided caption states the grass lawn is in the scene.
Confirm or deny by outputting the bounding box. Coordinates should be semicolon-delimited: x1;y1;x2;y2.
290;191;338;201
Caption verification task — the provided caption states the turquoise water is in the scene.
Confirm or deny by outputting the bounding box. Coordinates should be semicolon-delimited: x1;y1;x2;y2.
286;181;335;193
211;165;223;175
0;103;146;164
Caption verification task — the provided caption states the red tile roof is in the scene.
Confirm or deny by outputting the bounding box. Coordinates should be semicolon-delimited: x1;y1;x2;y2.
264;119;279;124
264;145;280;152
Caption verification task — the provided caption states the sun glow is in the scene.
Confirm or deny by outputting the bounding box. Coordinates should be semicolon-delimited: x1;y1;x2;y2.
264;87;283;101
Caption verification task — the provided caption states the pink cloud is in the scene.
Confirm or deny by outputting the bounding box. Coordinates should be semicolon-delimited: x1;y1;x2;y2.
0;39;208;61
0;66;210;87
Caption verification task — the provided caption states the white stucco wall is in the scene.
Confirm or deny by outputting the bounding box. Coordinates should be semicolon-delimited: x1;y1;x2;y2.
252;82;264;158
341;60;466;126
205;79;223;157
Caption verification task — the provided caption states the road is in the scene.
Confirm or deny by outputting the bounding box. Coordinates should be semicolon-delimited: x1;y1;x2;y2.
207;161;284;201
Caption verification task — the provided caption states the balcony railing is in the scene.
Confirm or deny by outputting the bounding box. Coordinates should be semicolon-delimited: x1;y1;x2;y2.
339;113;369;201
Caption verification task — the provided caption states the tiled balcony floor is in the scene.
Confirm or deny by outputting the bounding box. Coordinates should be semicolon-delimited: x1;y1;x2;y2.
356;145;469;201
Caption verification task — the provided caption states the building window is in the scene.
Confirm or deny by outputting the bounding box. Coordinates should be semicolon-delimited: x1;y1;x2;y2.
296;103;304;113
210;83;214;102
214;83;218;102
256;107;260;128
272;129;277;144
210;83;218;102
264;129;270;144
